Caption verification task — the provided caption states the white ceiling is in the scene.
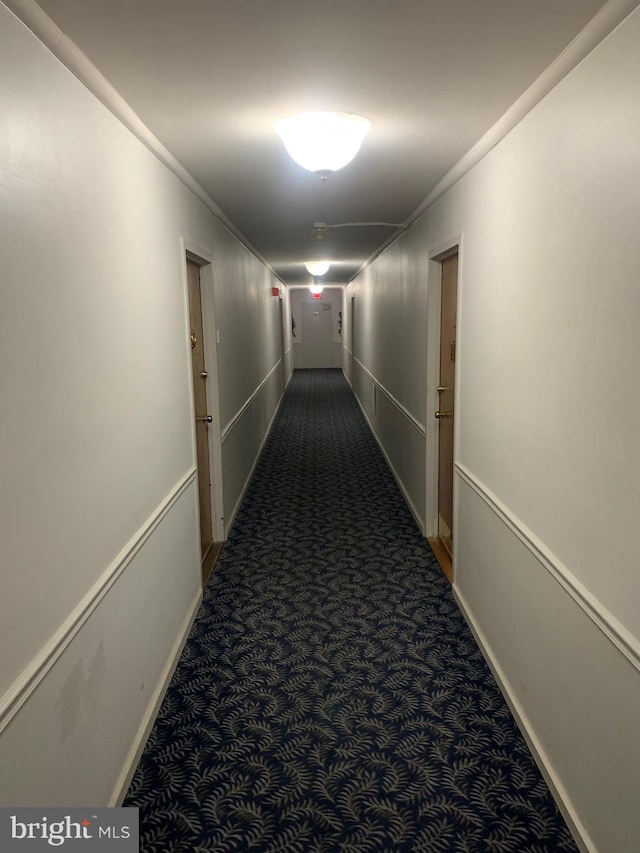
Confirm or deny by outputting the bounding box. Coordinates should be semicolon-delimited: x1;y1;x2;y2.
34;0;609;285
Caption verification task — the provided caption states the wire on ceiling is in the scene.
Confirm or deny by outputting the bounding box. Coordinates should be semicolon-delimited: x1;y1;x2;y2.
327;221;406;228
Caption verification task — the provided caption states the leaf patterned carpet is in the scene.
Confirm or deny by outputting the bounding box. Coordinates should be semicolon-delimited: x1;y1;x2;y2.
125;368;578;852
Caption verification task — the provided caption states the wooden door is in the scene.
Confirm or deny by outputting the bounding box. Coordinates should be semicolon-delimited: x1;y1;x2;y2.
186;260;213;565
350;295;356;375
278;297;286;392
436;253;458;559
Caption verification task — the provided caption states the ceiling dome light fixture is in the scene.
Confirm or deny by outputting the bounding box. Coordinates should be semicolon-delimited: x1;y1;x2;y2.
305;260;331;277
275;112;371;177
309;283;324;296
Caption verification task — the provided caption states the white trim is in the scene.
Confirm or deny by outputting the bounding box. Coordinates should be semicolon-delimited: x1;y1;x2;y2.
424;258;441;538
455;462;640;675
182;241;225;543
3;0;284;286
110;586;202;806
424;237;463;539
453;585;593;853
184;241;213;266
180;246;203;550
224;394;283;536
353;392;425;535
0;468;197;734
353;358;426;438
221;362;282;443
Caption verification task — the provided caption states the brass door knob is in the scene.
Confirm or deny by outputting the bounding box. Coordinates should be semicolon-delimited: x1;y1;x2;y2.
435;411;452;419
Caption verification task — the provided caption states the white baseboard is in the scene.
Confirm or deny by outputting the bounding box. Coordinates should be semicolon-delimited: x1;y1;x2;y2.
109;586;202;806
453;585;595;853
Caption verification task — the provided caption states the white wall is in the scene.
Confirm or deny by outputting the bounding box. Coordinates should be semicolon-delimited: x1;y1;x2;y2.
346;8;640;852
0;3;283;805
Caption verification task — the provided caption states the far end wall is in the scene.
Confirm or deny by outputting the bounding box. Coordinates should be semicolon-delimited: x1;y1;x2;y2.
292;287;343;369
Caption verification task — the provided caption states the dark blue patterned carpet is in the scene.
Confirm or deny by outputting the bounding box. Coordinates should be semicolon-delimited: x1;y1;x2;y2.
125;368;578;852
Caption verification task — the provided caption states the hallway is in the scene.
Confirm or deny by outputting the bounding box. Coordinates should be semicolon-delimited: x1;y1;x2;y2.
3;3;640;850
125;370;576;852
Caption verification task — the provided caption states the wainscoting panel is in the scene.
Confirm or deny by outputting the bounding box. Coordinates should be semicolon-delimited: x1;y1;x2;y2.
351;359;426;532
454;474;640;853
221;363;283;535
0;477;202;807
351;359;376;418
373;391;426;529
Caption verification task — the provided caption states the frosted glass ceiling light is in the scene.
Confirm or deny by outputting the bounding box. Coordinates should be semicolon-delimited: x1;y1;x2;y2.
309;283;324;296
275;112;371;176
305;260;331;277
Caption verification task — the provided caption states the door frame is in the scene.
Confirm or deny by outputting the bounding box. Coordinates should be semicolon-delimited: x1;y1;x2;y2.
350;294;356;383
182;239;224;544
277;292;287;394
279;285;293;390
425;236;463;561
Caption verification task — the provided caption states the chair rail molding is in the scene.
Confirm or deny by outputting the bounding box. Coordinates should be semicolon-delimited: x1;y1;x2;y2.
221;361;283;443
455;462;640;673
354;358;426;438
0;467;198;734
